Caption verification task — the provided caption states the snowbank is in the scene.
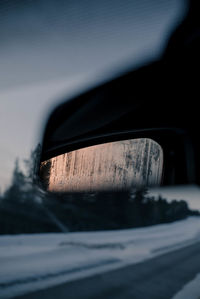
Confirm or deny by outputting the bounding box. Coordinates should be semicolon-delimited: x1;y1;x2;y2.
0;216;200;298
172;272;200;299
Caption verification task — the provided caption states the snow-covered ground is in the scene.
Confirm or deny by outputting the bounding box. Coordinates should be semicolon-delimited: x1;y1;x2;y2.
1;216;200;298
172;272;200;299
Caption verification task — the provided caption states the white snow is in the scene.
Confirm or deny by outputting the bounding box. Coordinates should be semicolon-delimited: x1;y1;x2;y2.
172;273;200;299
0;216;200;298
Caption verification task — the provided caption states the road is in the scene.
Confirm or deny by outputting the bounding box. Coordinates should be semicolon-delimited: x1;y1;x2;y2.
16;241;200;299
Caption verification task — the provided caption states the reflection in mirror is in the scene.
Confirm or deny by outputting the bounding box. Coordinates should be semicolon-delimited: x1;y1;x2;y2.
40;138;163;192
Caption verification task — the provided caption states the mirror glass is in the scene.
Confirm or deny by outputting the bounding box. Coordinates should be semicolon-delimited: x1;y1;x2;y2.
40;138;163;192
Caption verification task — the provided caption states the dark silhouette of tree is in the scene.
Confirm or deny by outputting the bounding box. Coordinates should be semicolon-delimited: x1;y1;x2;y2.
0;145;70;234
4;159;27;204
24;144;41;185
45;188;199;232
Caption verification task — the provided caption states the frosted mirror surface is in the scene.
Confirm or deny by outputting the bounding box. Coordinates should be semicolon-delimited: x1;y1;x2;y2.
40;138;163;192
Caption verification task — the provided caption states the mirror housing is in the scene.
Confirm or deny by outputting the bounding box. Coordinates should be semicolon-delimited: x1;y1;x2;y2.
39;3;200;189
39;62;198;188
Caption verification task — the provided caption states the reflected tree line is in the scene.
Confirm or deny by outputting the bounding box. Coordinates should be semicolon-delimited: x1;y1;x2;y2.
0;145;199;234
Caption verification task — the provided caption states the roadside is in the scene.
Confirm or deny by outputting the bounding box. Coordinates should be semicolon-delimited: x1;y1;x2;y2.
0;217;200;298
13;241;200;299
172;273;200;299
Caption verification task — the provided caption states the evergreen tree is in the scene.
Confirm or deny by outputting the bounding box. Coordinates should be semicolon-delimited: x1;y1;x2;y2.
24;143;41;185
4;159;27;203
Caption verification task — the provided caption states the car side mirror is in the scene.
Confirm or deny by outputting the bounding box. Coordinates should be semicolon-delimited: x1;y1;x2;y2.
38;56;197;192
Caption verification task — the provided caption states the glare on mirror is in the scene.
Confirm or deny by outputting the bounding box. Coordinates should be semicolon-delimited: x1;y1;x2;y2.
40;138;163;192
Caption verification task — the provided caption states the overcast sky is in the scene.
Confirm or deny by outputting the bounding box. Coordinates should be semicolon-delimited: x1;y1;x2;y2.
0;0;186;192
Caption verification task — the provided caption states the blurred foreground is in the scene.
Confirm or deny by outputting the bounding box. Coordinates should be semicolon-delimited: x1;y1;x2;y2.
1;217;200;298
